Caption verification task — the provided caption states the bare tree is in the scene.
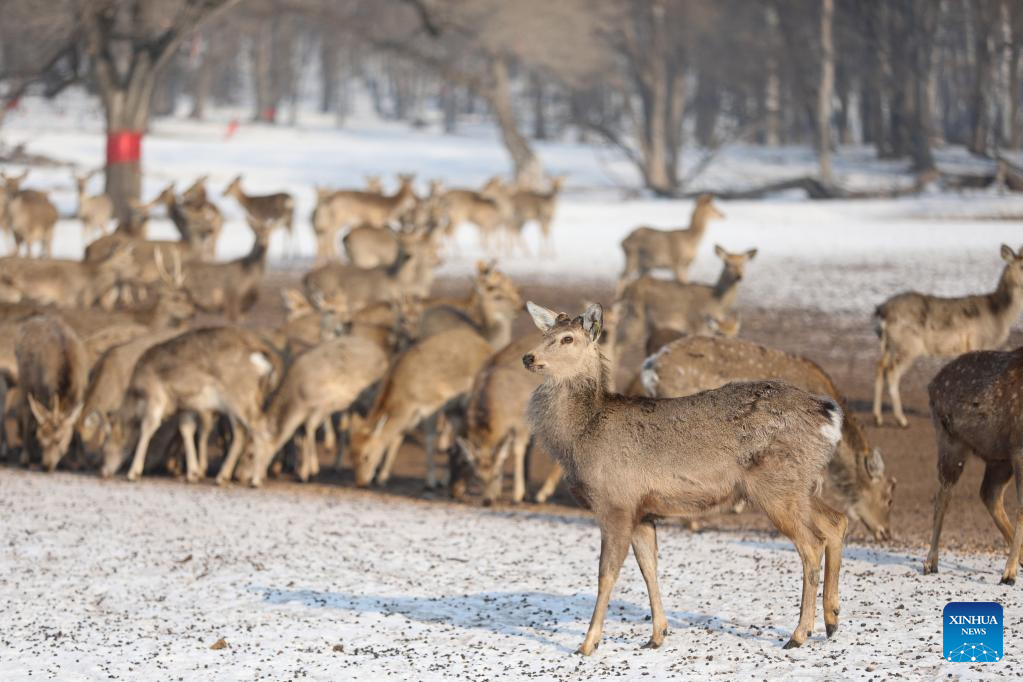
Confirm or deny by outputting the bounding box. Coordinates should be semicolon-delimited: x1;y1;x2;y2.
818;0;834;182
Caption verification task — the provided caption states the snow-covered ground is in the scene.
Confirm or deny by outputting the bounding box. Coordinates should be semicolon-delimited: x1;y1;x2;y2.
0;469;1020;681
3;94;1023;315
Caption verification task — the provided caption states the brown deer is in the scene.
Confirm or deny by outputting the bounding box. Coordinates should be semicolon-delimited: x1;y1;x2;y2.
522;301;847;653
364;175;383;193
304;233;440;313
619;194;725;285
506;175;566;257
0;245;140;308
101;326;281;484
641;334;895;541
350;327;494;489
176;217;271;321
73;170;114;242
312;175;418;262
418;260;523;349
614;245;756;368
2;174;58;257
923;346;1023;583
249;336;389;486
151;183;222;260
14;315;89;471
222;174;295;242
873;244;1023;428
436;186;509;254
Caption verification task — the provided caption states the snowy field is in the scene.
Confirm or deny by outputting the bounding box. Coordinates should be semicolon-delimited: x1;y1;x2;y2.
3;94;1023;315
1;469;1021;681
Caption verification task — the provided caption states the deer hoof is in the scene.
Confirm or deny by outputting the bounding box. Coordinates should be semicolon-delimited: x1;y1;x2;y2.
126;470;141;482
922;561;938;575
999;576;1016;586
825;623;838;638
896;417;909;428
873;415;883;427
782;639;802;650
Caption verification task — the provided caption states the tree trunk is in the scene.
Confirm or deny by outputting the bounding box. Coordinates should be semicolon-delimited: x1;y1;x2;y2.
441;84;457;133
320;32;338;114
190;45;214;120
1011;46;1022;149
531;72;547;141
694;71;720;147
251;21;276;123
488;58;543;188
969;2;997;154
818;0;834;182
102;72;155;224
764;5;781;146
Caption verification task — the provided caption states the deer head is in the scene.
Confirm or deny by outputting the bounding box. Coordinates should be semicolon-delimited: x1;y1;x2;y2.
28;394;83;472
523;302;605;382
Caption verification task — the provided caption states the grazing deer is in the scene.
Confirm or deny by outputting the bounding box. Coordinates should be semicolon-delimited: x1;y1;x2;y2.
249;336;389;485
304;233;440;313
619;194;724;286
873;244;1023;428
77;328;185;456
312;175;418;262
641;335;895;541
1;174;58;257
222;174;295;244
151;183;222;260
923;346;1023;583
101;326;281;484
523;301;847;652
0;245;140;308
350;327;493;489
176;217;271;321
73;170;114;242
419;260;523;349
14;315;89;471
614;245;757;367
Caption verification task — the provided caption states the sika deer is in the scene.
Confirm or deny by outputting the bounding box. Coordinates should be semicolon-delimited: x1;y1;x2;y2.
923;346;1023;583
873;244;1023;428
614;245;756;368
222;174;295;240
151;183;222;260
0;170;27;250
0;245;140;308
506;175;565;257
641;335;895;541
350;327;493;489
437;186;509;254
101;326;281;484
2;175;58;257
14;315;89;471
523;301;847;653
619;194;724;285
249;336;388;485
177;217;271;321
418;260;523;349
312;175;418;262
73;170;114;242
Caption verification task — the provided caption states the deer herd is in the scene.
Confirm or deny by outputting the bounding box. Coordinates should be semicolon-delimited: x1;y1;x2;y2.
1;164;1021;653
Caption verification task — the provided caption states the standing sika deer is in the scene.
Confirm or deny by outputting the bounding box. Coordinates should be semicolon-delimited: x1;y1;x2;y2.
222;175;295;245
523;301;847;652
312;175;418;262
923;346;1023;583
641;335;895;541
873;244;1023;427
2;174;58;257
619;193;724;286
507;175;565;257
15;315;89;471
73;170;114;242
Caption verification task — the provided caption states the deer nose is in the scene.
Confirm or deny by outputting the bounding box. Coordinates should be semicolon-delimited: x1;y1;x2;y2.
522;353;535;368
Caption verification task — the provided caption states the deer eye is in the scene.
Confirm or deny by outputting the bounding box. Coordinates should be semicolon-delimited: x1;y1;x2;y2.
560;335;573;345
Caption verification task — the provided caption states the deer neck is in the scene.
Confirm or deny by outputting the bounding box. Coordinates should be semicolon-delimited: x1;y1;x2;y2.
990;268;1023;322
689;206;711;235
529;352;610;463
712;269;742;309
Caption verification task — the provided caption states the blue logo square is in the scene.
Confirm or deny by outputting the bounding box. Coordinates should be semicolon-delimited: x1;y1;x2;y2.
943;602;1003;662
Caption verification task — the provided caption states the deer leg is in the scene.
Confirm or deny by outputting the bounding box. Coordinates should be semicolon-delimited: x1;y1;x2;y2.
631;519;668;649
535;463;563;503
924;438;968;574
299;413;321;482
424;414;440;490
813;498;847;638
981;460;1015;547
578;512;633;656
178;413;202;483
1000;453;1023;585
886;356;912;428
375;435;404;486
126;409;163;482
511;436;529;504
215;415;244;486
872;353;888;426
196;411;214;477
320;413;336;460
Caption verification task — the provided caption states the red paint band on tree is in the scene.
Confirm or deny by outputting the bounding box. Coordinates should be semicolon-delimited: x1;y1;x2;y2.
106;130;143;164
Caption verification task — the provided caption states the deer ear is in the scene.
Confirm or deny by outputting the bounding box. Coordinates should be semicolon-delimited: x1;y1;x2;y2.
527;301;559;332
1002;244;1016;262
866;448;886;480
66;402;84;424
27;394;49;424
582;303;603;342
745;248;758;260
714;244;726;259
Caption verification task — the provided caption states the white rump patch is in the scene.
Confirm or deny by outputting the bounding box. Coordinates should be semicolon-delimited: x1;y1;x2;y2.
820;401;843;446
639;345;672;397
249;352;274;376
